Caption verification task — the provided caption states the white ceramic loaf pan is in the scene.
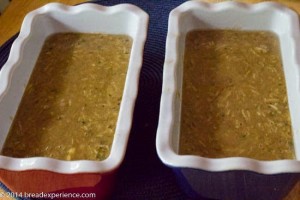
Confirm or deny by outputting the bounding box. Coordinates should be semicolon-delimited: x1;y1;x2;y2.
0;3;148;198
156;1;300;200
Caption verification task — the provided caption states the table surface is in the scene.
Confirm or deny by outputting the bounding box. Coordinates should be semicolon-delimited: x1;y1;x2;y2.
1;0;300;199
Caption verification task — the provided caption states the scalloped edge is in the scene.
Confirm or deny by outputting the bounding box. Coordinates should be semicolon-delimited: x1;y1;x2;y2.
156;1;300;174
0;3;149;174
